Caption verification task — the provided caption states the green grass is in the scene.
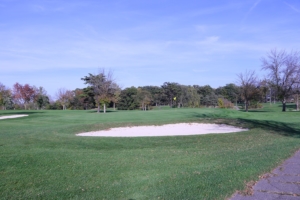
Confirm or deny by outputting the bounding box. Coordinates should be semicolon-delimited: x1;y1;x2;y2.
0;104;300;199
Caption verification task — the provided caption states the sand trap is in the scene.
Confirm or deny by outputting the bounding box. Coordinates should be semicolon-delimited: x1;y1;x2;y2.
0;115;28;120
76;123;248;137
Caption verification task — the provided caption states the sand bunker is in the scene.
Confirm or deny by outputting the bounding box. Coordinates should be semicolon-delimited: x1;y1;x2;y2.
0;115;28;120
76;123;248;137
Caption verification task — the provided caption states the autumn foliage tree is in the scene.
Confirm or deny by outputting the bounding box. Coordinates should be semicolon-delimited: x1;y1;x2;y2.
13;83;36;110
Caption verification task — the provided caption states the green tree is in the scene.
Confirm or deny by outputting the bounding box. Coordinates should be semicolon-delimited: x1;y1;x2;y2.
187;86;201;108
161;82;182;108
215;83;240;105
140;86;165;107
0;83;13;110
34;87;49;110
111;83;122;111
136;88;152;111
81;70;115;113
118;87;139;110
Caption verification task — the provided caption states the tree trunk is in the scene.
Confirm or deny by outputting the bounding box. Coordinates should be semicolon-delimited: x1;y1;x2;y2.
113;102;116;111
103;103;106;113
296;94;299;111
282;100;286;112
245;101;249;112
97;104;100;113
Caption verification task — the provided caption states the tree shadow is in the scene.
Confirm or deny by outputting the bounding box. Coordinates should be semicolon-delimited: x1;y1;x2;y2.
87;110;117;113
191;113;300;138
238;110;269;112
237;118;300;138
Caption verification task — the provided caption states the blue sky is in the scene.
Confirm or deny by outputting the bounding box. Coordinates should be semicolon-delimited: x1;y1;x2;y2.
1;0;299;99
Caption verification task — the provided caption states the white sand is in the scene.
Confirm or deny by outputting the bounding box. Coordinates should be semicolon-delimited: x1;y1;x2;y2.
76;123;248;137
0;115;28;120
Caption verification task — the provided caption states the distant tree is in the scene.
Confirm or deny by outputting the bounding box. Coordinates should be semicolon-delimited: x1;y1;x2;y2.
56;88;73;110
13;83;36;110
187;86;201;108
140;86;164;106
69;89;86;110
215;83;240;105
261;49;300;111
0;83;13;110
136;88;152;111
293;84;300;111
34;87;49;110
218;98;234;109
81;87;95;110
161;82;182;108
118;87;139;110
257;79;269;103
201;93;219;107
81;70;115;113
195;85;214;97
237;70;259;112
110;83;122;110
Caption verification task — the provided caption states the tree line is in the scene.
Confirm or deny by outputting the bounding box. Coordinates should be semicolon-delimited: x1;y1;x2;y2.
1;49;299;112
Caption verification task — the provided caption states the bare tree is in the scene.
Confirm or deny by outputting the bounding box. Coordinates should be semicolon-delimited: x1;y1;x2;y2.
56;88;73;110
237;70;259;112
261;49;300;111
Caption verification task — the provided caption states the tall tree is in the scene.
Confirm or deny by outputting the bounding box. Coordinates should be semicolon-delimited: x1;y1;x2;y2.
13;83;36;110
261;49;300;111
237;70;259;112
161;82;181;108
81;70;115;113
118;87;139;110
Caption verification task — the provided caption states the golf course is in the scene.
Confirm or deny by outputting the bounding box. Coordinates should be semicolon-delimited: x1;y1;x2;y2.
1;104;300;199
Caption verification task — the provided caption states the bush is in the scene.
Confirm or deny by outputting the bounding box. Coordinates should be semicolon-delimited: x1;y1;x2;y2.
249;101;263;109
218;98;234;109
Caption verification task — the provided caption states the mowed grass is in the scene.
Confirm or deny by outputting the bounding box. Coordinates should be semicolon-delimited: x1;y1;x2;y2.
0;104;300;199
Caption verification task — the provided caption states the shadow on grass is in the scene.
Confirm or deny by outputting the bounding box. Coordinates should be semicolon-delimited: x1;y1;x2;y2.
238;110;270;113
86;110;117;113
192;112;300;138
237;118;300;138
